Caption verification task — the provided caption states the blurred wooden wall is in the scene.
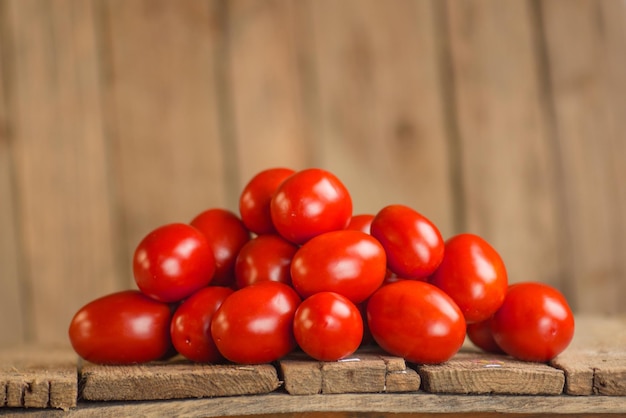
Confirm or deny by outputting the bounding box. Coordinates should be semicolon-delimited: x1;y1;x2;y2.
0;0;625;346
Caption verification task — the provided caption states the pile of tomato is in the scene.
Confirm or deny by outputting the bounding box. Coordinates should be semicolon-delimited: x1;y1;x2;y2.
68;167;575;366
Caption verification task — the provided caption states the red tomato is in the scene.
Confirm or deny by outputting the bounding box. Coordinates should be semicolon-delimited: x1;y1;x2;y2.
346;214;374;234
367;280;466;364
170;286;233;362
234;234;298;288
211;281;301;364
68;290;173;364
370;204;444;279
293;292;363;361
466;319;504;354
291;230;387;304
190;208;251;287
429;233;508;323
239;167;295;235
490;282;575;362
133;223;216;302
270;168;352;244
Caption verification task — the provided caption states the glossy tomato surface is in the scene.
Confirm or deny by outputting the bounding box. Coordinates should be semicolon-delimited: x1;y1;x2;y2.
239;167;295;235
345;214;374;234
293;292;363;361
291;230;387;304
133;223;216;302
367;280;466;364
490;282;575;362
270;168;352;244
68;290;173;364
235;234;298;288
370;205;444;279
466;319;504;354
211;281;301;364
190;208;250;287
170;286;233;362
429;233;508;323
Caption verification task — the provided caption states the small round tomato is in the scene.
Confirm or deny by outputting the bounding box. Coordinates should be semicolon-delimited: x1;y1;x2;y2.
429;233;508;323
170;286;233;362
466;319;504;354
190;208;250;287
370;204;444;280
235;234;298;288
346;214;374;234
68;290;173;364
293;292;363;361
367;280;466;364
239;167;295;235
490;282;575;362
211;281;301;364
133;223;216;302
270;168;352;244
291;230;387;304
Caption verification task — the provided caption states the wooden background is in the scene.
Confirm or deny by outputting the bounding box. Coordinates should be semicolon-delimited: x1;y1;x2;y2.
0;0;625;347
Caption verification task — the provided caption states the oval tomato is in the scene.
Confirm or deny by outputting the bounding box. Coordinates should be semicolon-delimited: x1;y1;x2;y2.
466;318;504;354
270;168;352;244
429;233;508;323
490;282;575;362
235;234;298;288
367;280;466;364
170;286;233;362
370;204;444;279
211;281;301;364
346;214;374;234
133;223;216;302
293;292;363;361
291;230;387;304
68;290;173;364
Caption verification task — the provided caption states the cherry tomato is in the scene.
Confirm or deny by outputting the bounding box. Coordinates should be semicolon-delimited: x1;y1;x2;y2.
370;204;444;279
190;208;250;287
234;234;298;288
211;281;301;364
346;214;374;234
429;233;508;323
466;318;504;354
366;280;465;364
291;230;387;304
490;282;575;362
68;290;173;364
270;168;352;244
133;223;216;302
239;167;295;235
293;292;363;361
170;286;233;363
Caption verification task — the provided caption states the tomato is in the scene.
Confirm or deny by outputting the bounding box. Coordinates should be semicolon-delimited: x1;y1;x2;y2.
211;281;301;364
68;290;173;364
346;214;374;234
293;292;363;361
429;233;508;323
133;223;216;302
490;282;575;362
235;234;298;288
370;204;444;279
239;167;295;235
170;286;233;363
291;230;387;304
270;168;352;244
366;280;465;364
466;318;504;354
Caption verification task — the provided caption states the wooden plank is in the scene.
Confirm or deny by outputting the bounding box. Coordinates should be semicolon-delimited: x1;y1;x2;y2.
80;359;279;401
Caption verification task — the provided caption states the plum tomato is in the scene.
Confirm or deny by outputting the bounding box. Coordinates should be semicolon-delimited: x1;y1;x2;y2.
366;280;466;364
370;204;444;280
170;286;233;362
239;167;295;235
270;168;352;244
293;292;363;361
429;233;508;324
290;230;387;304
211;281;301;364
68;290;173;364
490;282;575;362
466;318;504;354
345;214;374;234
133;223;216;303
235;234;298;289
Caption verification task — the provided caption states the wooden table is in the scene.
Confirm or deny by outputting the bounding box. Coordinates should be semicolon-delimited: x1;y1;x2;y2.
1;315;625;417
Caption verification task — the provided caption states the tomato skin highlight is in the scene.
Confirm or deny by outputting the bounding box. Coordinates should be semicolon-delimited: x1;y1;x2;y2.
68;290;173;364
235;234;298;288
490;282;575;362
